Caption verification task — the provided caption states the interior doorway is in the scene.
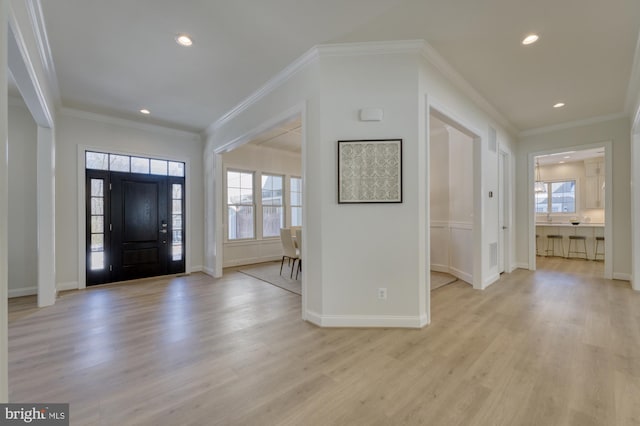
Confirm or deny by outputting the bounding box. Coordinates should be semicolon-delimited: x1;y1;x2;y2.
498;149;510;274
428;112;475;290
219;116;302;274
530;145;611;279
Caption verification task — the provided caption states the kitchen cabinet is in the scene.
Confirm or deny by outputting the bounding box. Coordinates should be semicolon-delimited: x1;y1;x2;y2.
584;159;604;209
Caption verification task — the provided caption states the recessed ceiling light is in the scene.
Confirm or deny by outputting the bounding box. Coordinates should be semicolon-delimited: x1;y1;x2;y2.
553;102;565;108
564;156;570;159
140;109;150;115
559;161;565;164
175;34;193;47
522;34;539;45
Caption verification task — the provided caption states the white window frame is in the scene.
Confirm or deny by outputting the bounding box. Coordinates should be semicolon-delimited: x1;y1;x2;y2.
226;169;256;241
261;173;285;238
290;176;302;227
535;179;577;215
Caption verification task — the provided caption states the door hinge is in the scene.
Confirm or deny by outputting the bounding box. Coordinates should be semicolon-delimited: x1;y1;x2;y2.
109;223;112;231
109;265;113;271
109;183;112;190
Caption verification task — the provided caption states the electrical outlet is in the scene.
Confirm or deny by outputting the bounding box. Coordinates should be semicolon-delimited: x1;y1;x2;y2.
378;287;387;300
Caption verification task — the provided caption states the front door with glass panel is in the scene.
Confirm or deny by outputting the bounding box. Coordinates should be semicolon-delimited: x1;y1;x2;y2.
86;151;185;286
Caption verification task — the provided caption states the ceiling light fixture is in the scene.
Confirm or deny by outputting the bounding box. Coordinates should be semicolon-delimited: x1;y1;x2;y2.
140;109;150;115
522;34;539;45
175;34;193;47
534;159;546;193
553;102;565;108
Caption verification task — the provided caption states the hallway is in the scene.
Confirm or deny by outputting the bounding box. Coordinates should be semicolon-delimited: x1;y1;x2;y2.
8;262;640;425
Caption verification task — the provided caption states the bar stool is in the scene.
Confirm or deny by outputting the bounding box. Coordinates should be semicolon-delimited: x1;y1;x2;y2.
594;236;605;261
567;235;588;260
545;234;565;257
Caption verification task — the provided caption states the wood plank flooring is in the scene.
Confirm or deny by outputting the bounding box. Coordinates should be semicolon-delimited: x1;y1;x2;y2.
8;258;640;425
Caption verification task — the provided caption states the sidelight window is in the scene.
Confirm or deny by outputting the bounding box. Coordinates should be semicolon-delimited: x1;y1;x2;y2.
171;183;184;261
89;178;106;270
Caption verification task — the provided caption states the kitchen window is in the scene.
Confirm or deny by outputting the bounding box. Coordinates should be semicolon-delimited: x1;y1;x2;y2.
535;180;576;213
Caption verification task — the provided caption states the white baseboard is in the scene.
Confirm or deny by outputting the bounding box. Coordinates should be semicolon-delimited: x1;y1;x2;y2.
613;272;631;282
202;267;215;277
483;273;500;289
430;264;449;273
515;262;530;270
450;267;472;285
57;281;78;292
223;255;281;268
431;265;472;285
189;265;203;273
8;286;37;298
305;310;426;328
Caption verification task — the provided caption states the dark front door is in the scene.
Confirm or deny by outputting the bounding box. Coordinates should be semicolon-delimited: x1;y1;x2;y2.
111;172;168;282
86;169;185;286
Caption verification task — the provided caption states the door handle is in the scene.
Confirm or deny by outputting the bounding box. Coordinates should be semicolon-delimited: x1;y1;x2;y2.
502;226;508;230
160;229;167;234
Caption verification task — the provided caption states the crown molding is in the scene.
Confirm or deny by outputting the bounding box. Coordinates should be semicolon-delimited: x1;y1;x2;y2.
419;42;518;137
7;3;53;128
518;112;628;138
60;107;201;141
26;0;61;106
207;39;518;140
625;29;640;129
206;40;434;139
205;47;320;138
316;39;425;57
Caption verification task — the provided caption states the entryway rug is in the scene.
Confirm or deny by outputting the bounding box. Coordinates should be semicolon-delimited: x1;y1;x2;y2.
431;271;458;290
239;261;302;295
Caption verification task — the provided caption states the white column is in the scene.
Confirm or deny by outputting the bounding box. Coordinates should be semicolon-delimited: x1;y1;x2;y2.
213;153;223;277
0;0;9;403
37;126;56;306
632;132;640;291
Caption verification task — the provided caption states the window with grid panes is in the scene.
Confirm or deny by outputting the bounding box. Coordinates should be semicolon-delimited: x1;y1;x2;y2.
227;170;255;240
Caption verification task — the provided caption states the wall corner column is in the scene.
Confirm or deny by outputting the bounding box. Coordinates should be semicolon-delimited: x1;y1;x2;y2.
631;131;640;291
36;125;56;306
0;0;9;403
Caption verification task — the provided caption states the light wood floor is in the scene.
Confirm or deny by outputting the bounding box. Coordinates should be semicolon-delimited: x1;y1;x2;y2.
8;259;640;425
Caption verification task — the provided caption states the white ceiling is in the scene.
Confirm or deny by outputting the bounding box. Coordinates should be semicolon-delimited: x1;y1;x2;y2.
536;147;604;166
40;0;640;133
40;0;401;133
248;117;301;153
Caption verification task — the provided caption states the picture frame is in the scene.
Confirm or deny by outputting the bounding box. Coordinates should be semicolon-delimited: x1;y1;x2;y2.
337;139;403;204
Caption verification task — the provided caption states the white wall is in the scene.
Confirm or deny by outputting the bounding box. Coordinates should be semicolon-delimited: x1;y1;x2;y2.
222;143;301;266
205;41;517;328
7;103;37;296
516;117;631;276
420;54;512;289
429;128;449;270
55;110;205;289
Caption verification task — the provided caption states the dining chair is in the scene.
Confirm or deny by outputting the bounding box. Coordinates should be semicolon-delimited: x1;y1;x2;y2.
279;228;299;278
295;228;302;280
